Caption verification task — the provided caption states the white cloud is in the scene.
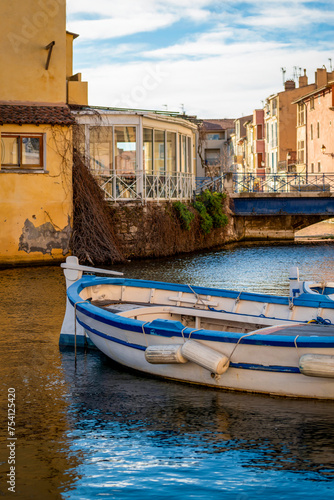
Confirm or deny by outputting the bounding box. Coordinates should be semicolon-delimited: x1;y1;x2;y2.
241;5;334;29
68;13;177;40
83;46;333;119
68;0;334;117
141;26;284;59
67;0;216;39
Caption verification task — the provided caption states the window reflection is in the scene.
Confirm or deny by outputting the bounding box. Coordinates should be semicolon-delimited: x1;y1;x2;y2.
143;128;153;174
1;134;43;168
114;127;136;175
83;121;194;200
154;130;165;174
2;136;19;165
180;135;186;172
21;137;41;165
89;126;113;175
167;132;176;174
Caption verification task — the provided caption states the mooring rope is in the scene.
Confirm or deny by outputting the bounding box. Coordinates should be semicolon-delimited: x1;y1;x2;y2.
141;321;150;347
187;283;209;308
226;331;258;362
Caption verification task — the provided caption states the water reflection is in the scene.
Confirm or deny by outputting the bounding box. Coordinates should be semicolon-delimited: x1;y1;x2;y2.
0;266;81;499
1;243;334;499
61;349;334;499
112;242;334;295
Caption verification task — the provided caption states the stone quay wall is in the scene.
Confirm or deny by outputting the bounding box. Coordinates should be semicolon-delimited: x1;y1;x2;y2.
110;198;239;260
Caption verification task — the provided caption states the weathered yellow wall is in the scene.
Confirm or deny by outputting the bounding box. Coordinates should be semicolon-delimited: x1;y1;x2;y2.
68;81;88;106
0;0;66;104
0;0;79;266
0;124;72;266
66;32;75;80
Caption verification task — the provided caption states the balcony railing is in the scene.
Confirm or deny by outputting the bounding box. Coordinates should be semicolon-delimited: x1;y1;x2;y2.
92;170;195;202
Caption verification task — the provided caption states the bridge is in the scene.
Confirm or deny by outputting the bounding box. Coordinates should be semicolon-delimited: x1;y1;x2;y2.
221;173;334;241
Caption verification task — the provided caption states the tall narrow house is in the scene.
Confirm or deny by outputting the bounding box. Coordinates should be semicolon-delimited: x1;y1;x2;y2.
0;0;87;266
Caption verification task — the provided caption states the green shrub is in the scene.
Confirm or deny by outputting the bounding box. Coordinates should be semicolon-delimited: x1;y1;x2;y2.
193;201;213;234
173;201;194;231
196;190;228;229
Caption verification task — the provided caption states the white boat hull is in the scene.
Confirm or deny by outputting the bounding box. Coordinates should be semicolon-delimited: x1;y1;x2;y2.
86;325;334;400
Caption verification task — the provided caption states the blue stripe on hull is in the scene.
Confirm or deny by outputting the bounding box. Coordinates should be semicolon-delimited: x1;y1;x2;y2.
84;322;301;375
75;312;334;348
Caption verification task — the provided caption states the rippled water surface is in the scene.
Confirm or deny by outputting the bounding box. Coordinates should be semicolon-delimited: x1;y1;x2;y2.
1;243;334;499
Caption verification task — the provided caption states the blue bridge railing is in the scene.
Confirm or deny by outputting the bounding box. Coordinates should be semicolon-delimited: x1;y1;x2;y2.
196;174;334;194
231;173;334;193
195;176;223;194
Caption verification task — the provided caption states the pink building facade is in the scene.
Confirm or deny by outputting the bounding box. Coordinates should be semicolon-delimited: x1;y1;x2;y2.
295;79;334;175
253;109;265;176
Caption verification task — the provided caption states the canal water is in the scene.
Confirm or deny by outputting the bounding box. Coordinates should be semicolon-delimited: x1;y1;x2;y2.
1;242;334;500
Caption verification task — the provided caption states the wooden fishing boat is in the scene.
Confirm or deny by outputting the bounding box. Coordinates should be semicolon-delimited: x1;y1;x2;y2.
60;257;334;399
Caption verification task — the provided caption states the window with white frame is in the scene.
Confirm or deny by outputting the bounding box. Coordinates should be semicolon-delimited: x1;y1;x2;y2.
1;133;44;170
187;136;192;173
89;126;113;174
154;129;165;174
114;126;137;175
143;128;153;174
179;135;187;172
166;131;176;174
297;140;305;163
297;103;305;126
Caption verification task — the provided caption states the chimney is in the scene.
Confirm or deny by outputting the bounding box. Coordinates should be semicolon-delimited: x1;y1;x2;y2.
299;69;308;88
284;80;296;91
315;67;327;87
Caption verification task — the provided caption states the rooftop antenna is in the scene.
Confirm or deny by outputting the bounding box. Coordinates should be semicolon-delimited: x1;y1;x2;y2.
293;66;298;81
281;67;286;84
329;58;333;71
180;103;185;114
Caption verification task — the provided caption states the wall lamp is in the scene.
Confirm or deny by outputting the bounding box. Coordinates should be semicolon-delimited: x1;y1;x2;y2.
321;145;334;157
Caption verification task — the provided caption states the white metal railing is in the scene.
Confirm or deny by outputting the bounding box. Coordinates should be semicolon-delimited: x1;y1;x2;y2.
92;170;195;201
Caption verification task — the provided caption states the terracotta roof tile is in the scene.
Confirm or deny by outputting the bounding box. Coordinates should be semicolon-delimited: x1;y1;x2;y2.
202;119;235;131
0;105;75;126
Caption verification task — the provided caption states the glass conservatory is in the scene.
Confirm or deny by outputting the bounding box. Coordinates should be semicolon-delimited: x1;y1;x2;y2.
73;107;197;202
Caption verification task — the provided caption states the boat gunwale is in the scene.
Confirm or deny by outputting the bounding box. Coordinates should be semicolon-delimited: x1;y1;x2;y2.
67;277;334;348
72;275;334;307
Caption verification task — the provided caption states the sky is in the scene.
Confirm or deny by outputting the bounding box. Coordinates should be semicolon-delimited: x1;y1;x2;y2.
66;0;334;119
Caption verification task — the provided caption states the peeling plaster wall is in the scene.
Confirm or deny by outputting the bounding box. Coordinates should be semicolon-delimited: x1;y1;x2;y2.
0;124;72;267
19;218;71;255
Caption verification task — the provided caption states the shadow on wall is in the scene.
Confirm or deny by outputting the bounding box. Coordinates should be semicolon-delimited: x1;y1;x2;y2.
295;219;334;240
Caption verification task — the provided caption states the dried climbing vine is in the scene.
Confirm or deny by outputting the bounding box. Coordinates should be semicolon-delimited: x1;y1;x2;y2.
71;151;125;265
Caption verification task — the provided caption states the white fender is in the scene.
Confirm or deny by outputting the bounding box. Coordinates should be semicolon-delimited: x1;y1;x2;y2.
181;340;229;375
299;354;334;378
145;345;188;364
